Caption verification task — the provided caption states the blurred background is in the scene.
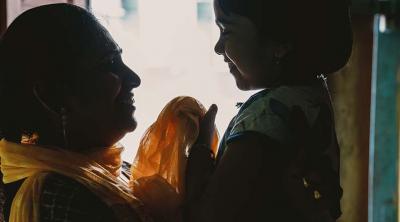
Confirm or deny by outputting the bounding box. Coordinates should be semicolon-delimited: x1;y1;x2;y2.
1;0;400;222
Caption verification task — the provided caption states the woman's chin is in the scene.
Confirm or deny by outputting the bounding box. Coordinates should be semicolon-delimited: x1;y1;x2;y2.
124;118;138;132
114;115;137;134
115;105;138;132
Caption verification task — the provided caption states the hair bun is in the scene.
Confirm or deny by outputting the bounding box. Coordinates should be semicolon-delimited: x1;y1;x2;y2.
290;0;353;74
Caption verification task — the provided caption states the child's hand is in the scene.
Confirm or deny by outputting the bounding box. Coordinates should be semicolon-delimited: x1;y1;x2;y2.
185;105;218;214
196;104;218;148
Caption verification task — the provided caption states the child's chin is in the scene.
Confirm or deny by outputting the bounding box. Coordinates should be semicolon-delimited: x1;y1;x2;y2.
235;80;251;91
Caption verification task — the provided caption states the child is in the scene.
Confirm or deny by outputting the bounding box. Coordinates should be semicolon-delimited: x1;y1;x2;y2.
185;0;352;221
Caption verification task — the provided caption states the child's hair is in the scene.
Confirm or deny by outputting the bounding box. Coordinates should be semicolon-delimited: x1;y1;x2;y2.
218;0;353;77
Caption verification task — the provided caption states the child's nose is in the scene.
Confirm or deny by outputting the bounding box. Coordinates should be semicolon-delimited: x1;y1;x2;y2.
214;38;225;55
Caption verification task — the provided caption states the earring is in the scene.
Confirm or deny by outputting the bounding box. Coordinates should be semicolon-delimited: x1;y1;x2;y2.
33;85;59;117
60;107;69;149
33;85;69;148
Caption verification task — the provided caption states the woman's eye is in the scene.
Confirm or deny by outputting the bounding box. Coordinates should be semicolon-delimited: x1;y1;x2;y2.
96;60;113;72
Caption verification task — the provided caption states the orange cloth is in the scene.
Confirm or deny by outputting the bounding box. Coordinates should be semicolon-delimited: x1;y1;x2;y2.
130;96;219;219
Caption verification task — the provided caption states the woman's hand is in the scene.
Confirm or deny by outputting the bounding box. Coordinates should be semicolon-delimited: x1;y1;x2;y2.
133;175;182;222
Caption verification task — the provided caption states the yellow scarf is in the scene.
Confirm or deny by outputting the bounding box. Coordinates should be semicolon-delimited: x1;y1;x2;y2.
0;140;146;222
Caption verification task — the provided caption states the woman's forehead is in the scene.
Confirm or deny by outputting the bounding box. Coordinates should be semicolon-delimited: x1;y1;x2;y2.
72;28;121;72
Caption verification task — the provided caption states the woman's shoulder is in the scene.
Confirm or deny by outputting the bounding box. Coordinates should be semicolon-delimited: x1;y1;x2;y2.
229;85;324;144
40;173;117;222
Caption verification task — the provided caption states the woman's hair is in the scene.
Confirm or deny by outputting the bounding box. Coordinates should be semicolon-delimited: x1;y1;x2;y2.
0;4;120;142
218;0;353;77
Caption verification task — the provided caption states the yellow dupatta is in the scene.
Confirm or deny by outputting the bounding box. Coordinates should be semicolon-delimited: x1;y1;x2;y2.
0;96;218;222
0;140;146;222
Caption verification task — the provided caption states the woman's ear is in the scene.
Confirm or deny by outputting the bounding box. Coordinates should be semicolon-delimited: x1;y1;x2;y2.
33;83;78;117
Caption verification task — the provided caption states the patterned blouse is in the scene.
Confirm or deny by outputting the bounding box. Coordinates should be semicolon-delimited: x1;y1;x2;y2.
215;81;342;221
2;161;140;222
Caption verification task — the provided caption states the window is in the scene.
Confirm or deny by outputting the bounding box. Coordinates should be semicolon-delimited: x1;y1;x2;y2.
91;0;255;161
6;0;87;25
197;0;212;22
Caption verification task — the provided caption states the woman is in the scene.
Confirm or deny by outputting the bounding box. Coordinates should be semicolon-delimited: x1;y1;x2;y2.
185;0;352;221
0;4;143;221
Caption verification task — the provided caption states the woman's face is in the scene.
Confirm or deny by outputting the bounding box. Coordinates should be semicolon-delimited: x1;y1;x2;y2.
213;0;281;90
66;53;141;148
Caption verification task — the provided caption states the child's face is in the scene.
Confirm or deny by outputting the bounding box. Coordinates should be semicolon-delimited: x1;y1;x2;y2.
213;0;281;90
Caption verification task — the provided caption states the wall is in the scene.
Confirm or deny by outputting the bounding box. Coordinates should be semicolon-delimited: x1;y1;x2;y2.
331;15;374;222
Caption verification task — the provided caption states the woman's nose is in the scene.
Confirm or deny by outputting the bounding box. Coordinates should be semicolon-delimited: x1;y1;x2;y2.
214;38;225;55
129;70;141;88
122;63;141;88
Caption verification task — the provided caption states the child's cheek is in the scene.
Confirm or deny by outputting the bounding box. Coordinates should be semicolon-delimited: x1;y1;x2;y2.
225;38;245;66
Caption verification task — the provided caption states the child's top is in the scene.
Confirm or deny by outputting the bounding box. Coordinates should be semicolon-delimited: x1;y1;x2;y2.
215;79;342;220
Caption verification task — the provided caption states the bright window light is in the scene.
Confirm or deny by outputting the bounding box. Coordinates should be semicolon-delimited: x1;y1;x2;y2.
91;0;255;161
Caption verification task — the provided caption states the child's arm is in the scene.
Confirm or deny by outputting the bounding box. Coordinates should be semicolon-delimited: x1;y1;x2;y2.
184;105;218;211
185;132;285;222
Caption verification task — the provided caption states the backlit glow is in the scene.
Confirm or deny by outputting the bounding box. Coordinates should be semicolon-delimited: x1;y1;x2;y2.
92;0;254;161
